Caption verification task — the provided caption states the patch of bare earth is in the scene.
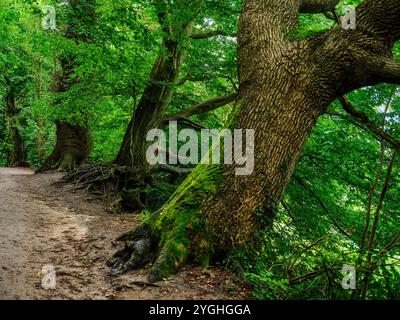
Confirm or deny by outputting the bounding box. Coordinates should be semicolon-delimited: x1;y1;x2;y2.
0;168;251;300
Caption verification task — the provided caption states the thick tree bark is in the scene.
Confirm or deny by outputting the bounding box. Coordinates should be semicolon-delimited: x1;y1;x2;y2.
5;93;27;167
109;0;400;282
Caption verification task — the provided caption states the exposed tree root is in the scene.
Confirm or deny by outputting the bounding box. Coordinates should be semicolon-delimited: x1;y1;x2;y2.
107;223;156;276
38;152;85;172
54;159;194;213
106;218;188;283
107;164;222;283
55;163;206;282
54;163;151;212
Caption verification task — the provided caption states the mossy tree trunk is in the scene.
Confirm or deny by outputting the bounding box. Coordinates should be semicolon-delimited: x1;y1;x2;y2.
110;0;400;282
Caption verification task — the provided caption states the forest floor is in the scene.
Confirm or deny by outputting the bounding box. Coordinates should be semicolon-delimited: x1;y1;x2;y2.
0;168;251;300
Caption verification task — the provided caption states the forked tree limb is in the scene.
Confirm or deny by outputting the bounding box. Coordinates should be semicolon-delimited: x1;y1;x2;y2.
305;0;400;96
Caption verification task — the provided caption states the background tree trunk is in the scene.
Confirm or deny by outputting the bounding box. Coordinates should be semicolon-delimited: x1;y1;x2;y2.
38;58;91;171
40;0;96;172
36;54;46;160
111;10;195;210
6;93;27;167
115;25;192;172
39;122;89;171
114;40;184;171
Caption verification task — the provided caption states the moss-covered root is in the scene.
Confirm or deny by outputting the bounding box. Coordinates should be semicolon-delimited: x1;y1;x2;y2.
147;242;188;283
107;164;222;282
106;223;155;275
106;220;191;282
107;217;206;282
106;221;191;283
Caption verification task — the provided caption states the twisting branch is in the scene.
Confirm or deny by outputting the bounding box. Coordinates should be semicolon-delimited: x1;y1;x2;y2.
356;87;394;254
190;30;237;40
358;149;399;299
367;151;398;261
380;232;400;256
164;117;206;130
338;96;400;151
164;93;237;122
294;175;352;240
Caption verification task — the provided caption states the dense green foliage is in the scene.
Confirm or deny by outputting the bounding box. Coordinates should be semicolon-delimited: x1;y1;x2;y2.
1;0;399;299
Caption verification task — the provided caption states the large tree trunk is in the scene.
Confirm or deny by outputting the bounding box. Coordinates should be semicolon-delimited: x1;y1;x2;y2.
109;0;400;282
39;122;90;171
6;93;27;167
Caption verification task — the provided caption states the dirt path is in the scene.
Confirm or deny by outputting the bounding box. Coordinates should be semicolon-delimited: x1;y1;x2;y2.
0;168;249;300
